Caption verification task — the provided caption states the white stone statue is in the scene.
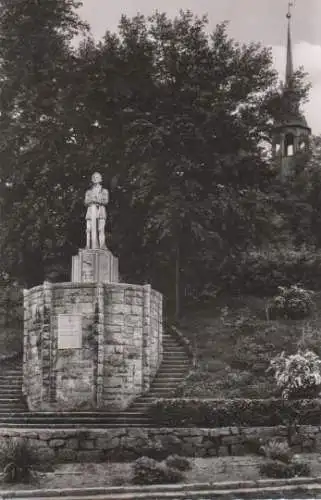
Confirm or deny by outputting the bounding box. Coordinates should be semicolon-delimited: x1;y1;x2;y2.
85;172;109;249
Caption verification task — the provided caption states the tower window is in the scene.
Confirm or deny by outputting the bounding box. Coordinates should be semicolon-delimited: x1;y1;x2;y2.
299;140;307;151
285;133;294;157
275;143;281;154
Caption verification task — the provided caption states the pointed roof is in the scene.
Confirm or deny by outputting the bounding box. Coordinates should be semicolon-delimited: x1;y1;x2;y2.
285;5;294;88
274;2;310;132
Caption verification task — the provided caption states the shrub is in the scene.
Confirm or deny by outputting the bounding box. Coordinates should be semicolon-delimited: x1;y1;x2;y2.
0;438;40;484
260;439;293;464
224;245;321;295
267;285;315;320
259;460;310;479
148;398;321;427
267;349;321;399
132;456;183;485
165;455;191;471
297;324;321;357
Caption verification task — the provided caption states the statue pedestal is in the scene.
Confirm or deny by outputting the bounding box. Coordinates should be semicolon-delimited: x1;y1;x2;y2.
71;248;119;283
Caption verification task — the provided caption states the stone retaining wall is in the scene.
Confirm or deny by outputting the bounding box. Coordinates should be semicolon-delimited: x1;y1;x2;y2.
3;426;321;463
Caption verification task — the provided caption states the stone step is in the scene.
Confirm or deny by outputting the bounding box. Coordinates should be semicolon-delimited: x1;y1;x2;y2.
163;344;185;348
0;417;152;425
0;409;32;414
150;377;184;390
162;353;187;357
154;375;187;380
0;408;28;413
0;370;23;375
3;411;146;417
162;351;188;355
0;395;23;400
0;383;22;388
147;393;175;398
150;386;179;391
0;378;23;383
132;396;168;402
162;343;184;348
161;360;189;364
0;382;22;387
0;402;26;406
156;371;187;376
162;354;188;359
0;392;23;397
0;385;22;390
0;398;24;404
0;423;154;428
160;362;189;367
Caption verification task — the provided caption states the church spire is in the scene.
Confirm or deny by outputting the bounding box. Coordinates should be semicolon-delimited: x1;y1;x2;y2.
285;2;294;88
271;0;311;179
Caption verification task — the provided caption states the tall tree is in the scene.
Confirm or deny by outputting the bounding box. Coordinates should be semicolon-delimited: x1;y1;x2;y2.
0;0;88;286
101;11;293;317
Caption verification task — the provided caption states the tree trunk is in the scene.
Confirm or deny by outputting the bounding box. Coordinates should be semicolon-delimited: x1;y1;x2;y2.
175;242;180;321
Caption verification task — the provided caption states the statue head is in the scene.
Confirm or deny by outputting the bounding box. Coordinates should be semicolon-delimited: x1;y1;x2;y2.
91;172;102;185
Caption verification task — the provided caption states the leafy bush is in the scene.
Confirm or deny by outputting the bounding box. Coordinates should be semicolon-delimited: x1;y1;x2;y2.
0;438;40;484
267;349;321;399
148;398;321;427
259;460;310;479
267;285;315;320
260;439;293;464
297;324;321;357
132;456;183;485
165;455;191;471
225;245;321;295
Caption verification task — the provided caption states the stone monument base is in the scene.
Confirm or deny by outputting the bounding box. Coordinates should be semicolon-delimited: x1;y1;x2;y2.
72;248;119;284
23;282;163;412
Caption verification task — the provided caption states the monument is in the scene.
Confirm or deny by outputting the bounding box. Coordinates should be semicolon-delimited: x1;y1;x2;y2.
72;173;118;284
85;172;109;250
23;174;163;411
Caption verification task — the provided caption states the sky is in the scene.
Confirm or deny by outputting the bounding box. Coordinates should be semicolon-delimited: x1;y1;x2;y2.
78;0;321;135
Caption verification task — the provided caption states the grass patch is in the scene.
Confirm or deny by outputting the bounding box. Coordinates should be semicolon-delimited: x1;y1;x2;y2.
177;293;321;398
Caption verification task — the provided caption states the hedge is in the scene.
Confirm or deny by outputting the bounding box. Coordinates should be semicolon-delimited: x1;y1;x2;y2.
147;398;321;427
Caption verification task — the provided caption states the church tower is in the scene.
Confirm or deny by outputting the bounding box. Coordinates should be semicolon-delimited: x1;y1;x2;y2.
272;3;311;178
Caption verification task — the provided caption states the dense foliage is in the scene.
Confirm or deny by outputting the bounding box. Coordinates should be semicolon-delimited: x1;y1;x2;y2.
267;349;321;399
0;1;314;316
227;246;321;295
260;439;293;464
148;398;321;427
0;437;41;484
267;285;315;320
132;456;184;485
259;460;310;479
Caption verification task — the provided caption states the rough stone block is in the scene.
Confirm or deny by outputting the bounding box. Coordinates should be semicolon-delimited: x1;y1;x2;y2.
57;449;78;462
79;439;95;450
65;438;79;450
76;450;102;462
48;439;66;449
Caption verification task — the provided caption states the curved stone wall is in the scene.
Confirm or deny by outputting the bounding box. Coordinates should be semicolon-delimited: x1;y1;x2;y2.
23;282;163;411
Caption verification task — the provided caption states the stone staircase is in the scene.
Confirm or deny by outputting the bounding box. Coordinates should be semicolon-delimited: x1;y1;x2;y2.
0;356;27;414
129;331;190;414
0;330;190;428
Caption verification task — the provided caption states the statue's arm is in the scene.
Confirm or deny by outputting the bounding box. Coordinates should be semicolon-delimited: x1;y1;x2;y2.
85;190;92;206
102;189;109;205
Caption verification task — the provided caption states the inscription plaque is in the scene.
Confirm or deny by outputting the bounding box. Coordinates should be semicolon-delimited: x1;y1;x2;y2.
58;314;82;349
